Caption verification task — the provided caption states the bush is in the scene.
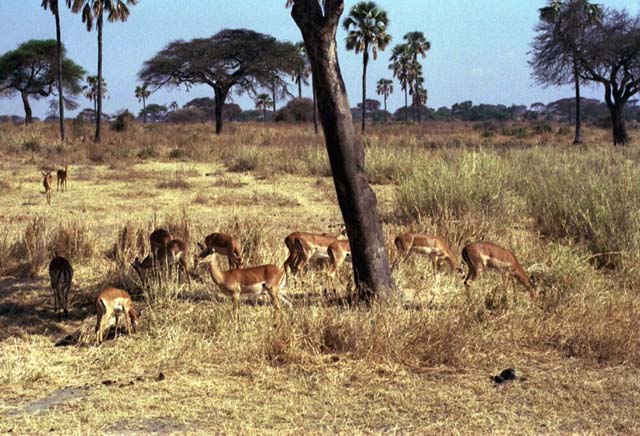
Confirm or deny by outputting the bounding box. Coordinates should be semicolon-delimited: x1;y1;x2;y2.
111;110;135;132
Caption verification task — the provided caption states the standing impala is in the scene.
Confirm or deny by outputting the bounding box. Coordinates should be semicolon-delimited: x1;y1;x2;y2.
327;239;351;276
95;287;140;345
56;164;68;192
394;232;462;274
132;239;190;285
461;242;537;300
49;256;73;319
149;228;173;256
283;231;338;274
41;170;53;205
204;232;242;269
195;242;290;321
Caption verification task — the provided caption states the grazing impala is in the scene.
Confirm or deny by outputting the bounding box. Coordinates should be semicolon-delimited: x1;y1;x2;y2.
56;164;68;192
195;242;290;321
95;287;140;345
461;242;537;300
204;232;242;269
132;239;190;285
327;239;351;276
41;170;53;205
149;228;173;256
394;233;462;274
283;232;338;274
49;256;73;319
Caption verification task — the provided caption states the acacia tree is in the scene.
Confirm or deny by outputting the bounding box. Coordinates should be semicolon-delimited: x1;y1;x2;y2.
376;78;393;123
531;0;602;144
0;40;84;124
343;1;391;133
139;29;296;135
389;43;411;124
288;0;396;302
576;9;640;145
41;0;71;140
403;31;431;124
135;84;150;123
69;0;137;142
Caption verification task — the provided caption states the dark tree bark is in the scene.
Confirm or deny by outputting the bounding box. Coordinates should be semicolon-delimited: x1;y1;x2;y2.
53;1;65;141
608;102;629;145
312;76;318;134
95;11;103;143
142;95;147;124
404;86;408;124
291;0;396;302
573;61;582;144
361;46;368;133
272;78;277;114
383;94;387;123
298;77;302;98
213;85;227;135
21;91;33;125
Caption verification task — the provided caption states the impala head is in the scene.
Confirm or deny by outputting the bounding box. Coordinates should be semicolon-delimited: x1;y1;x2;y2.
194;242;216;267
130;307;142;332
131;256;148;282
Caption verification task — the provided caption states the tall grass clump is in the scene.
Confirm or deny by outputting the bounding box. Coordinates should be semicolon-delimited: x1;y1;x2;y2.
517;149;640;269
48;221;95;260
9;217;50;276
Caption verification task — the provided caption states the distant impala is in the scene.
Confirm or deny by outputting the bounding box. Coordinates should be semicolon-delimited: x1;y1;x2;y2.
394;232;462;274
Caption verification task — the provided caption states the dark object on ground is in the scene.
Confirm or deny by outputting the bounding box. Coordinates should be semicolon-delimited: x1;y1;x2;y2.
492;368;517;384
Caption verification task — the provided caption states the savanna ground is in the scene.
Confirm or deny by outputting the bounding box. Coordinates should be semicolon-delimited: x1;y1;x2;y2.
1;120;639;434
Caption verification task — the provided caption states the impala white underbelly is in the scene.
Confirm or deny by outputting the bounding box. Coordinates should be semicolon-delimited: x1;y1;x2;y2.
310;250;330;261
481;254;512;270
241;283;264;295
412;246;442;256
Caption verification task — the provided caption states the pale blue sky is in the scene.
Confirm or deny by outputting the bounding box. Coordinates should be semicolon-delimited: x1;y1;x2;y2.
1;0;639;118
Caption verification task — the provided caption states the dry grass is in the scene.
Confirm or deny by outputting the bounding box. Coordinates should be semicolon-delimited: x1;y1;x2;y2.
0;121;639;433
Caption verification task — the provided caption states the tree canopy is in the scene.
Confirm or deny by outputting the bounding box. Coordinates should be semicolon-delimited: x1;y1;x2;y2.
139;28;303;134
0;39;85;124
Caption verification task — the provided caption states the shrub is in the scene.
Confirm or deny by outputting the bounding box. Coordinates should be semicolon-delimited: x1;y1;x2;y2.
111;110;135;132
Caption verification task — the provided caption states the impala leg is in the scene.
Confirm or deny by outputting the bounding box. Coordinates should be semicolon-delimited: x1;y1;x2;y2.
96;312;109;345
264;285;282;326
464;265;479;301
54;290;60;320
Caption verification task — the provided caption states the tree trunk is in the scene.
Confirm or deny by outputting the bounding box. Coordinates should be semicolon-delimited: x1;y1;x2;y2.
573;62;582;144
298;76;302;98
383;94;387;123
213;86;227;135
263;107;266;122
416;83;421;124
142;96;147;124
272;79;277;114
95;11;103;143
291;1;396;302
609;103;629;145
361;48;368;133
404;85;408;124
312;74;318;134
21;90;33;125
54;3;65;141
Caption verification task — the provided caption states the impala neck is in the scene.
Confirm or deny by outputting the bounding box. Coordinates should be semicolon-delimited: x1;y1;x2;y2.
205;256;225;286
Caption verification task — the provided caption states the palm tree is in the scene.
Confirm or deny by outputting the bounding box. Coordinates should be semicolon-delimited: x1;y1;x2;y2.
538;0;601;144
343;1;391;133
83;75;107;117
69;0;137;142
403;32;431;124
293;42;318;134
389;44;412;124
376;79;393;123
255;93;273;122
41;0;68;141
135;84;150;123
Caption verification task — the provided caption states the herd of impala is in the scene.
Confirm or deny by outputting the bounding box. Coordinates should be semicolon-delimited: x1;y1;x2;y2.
48;222;537;345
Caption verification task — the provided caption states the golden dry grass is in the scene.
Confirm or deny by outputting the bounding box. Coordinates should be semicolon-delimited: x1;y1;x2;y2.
0;121;639;434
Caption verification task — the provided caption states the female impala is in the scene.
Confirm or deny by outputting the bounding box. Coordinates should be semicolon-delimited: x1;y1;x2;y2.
394;232;462;274
56;164;68;192
41;170;53;205
149;228;173;256
132;239;190;284
327;239;351;276
195;242;290;320
49;256;73;319
283;231;338;274
461;242;537;300
95;287;140;345
204;232;242;269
